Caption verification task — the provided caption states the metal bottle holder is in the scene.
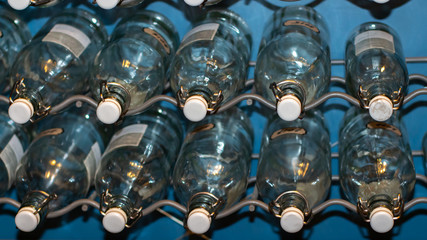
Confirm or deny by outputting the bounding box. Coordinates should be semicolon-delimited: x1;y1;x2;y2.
98;80;131;120
268;190;313;224
358;85;404;110
185;192;225;224
269;81;306;118
176;86;224;114
357;193;404;222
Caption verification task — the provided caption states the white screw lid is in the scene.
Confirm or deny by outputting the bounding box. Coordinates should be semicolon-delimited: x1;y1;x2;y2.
373;0;390;3
96;98;122;124
8;0;31;10
187;208;211;234
369;207;394;233
280;207;304;233
277;95;302;121
183;95;208;122
15;207;40;232
183;0;205;6
9;98;34;124
369;95;393;122
96;0;120;9
102;208;128;234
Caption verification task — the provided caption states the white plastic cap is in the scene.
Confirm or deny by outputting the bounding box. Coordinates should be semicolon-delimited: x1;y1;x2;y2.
183;0;204;6
280;207;304;233
103;208;127;234
187;208;211;234
15;207;40;232
373;0;390;3
183;96;208;122
96;0;120;9
9;98;34;124
96;98;122;124
8;0;31;10
369;207;394;233
277;95;302;121
369;95;393;122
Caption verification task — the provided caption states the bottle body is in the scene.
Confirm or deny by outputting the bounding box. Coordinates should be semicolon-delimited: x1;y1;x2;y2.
90;10;179;124
170;10;252;122
345;22;407;122
256;110;331;233
339;107;415;233
255;6;330;121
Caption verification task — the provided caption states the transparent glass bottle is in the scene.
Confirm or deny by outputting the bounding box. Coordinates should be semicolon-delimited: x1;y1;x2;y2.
8;9;108;124
94;0;144;9
170;10;252;122
255;6;330;121
95;105;183;233
256;110;331;233
339;107;415;233
14;103;111;232
345;22;407;122
0;8;31;92
173;107;253;234
8;0;63;10
90;10;179;124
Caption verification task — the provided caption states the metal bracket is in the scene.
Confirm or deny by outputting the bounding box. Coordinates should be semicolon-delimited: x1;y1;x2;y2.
358;85;404;110
188;192;225;218
268;190;313;224
99;80;130;117
357;193;404;222
99;190;143;228
29;190;57;215
176;86;224;114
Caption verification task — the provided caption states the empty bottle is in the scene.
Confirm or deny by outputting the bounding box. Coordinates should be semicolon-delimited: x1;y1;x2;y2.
0;8;31;92
345;22;407;122
14;103;111;232
95;105;183;233
255;6;330;121
257;110;331;233
94;0;143;9
339;107;415;233
90;10;179;124
8;9;107;124
170;10;251;122
8;0;62;10
173;107;253;234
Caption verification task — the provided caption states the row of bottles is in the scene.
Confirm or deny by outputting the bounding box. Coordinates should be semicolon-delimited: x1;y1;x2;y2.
0;5;409;126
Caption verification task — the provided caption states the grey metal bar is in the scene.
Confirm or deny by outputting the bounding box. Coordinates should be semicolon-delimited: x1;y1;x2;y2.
312;199;357;215
403;88;427;104
305;92;360;110
47;199;99;218
126;95;177;115
331;76;346;84
142;200;187;216
0;95;9;104
0;197;20;208
404;197;427;212
216;93;276;113
216;200;269;219
50;95;97;115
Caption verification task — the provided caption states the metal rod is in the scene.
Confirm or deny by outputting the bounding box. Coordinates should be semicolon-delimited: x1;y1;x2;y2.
216;200;269;219
403;88;427;104
50;95;97;114
126;95;177;115
305;92;360;110
331;76;346;84
142;200;187;216
312;199;357;215
404;197;427;212
47;199;99;218
216;93;276;113
0;197;20;208
0;95;9;104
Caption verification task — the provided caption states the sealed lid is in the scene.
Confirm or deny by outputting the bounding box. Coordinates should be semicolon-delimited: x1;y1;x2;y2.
369;95;393;122
103;208;127;233
15;207;40;232
183;95;208;122
96;98;122;124
183;0;204;6
9;98;34;124
369;207;394;233
277;95;302;121
96;0;120;9
280;207;304;233
8;0;31;10
187;208;211;234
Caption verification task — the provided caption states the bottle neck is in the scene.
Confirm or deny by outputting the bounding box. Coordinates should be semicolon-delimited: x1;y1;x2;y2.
187;192;224;217
366;194;394;214
100;82;130;112
19;190;56;222
273;191;308;216
104;194;134;219
272;81;305;105
13;87;43;114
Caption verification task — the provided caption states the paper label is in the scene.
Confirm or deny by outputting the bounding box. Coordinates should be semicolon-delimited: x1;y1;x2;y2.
42;24;91;58
104;124;148;155
284;20;319;33
0;135;24;188
179;23;219;50
355;30;395;56
367;122;402;136
84;142;101;183
143;28;171;54
271;127;306;140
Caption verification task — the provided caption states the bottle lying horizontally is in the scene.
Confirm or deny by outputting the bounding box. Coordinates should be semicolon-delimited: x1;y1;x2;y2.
93;0;144;9
257;110;331;233
8;9;107;124
170;10;252;122
8;0;63;10
255;5;330;121
0;8;31;93
345;22;407;122
14;103;112;232
173;107;253;234
90;10;179;124
339;107;415;233
95;105;183;233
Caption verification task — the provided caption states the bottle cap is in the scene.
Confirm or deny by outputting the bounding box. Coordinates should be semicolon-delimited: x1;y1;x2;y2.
9;98;34;124
15;207;40;232
103;208;127;233
368;95;393;122
277;95;302;121
280;207;304;233
96;0;120;9
183;96;208;122
369;207;394;233
373;0;389;3
96;98;122;124
183;0;205;6
187;208;211;234
8;0;31;10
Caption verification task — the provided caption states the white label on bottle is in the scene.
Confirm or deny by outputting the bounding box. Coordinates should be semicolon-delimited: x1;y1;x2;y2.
42;24;91;58
179;23;219;50
143;28;171;55
0;135;24;188
284;20;319;33
355;30;395;56
84;142;101;184
104;124;148;155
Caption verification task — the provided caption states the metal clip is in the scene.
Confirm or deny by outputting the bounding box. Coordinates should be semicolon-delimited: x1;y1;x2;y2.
176;87;224;114
358;85;404;110
99;189;112;216
99;190;143;228
268;191;313;224
269;82;284;102
31;190;58;215
357;194;404;222
99;80;130;116
392;194;404;220
188;192;225;218
31;0;56;6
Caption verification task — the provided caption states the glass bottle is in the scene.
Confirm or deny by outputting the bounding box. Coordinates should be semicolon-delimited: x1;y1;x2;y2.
95;105;183;233
8;0;62;10
8;9;108;124
339;107;415;233
0;8;31;92
173;107;253;234
170;10;252;122
255;6;330;121
94;0;144;9
14;103;111;232
90;10;179;124
256;110;331;233
345;22;407;122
